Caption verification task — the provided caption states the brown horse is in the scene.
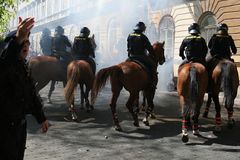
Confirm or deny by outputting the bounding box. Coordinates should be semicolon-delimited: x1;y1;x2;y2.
28;55;68;102
177;62;208;143
91;42;165;131
203;59;239;131
64;60;95;121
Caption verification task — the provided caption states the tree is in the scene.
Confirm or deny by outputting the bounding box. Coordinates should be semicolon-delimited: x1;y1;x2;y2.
0;0;27;40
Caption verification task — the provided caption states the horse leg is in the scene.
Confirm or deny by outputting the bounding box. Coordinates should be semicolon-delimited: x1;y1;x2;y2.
141;91;146;112
110;90;122;131
192;104;201;135
134;93;140;114
143;89;156;126
225;97;235;129
85;87;94;112
79;84;85;110
126;92;139;127
179;95;190;143
203;93;212;118
48;80;56;103
212;95;222;132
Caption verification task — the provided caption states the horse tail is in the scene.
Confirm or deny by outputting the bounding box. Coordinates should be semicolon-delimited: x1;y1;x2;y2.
64;62;79;105
189;66;198;104
91;65;122;104
221;62;234;107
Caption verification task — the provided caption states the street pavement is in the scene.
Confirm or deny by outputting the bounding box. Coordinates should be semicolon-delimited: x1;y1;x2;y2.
24;83;240;160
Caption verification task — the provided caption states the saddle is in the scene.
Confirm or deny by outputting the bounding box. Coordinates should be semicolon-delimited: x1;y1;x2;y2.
126;56;152;79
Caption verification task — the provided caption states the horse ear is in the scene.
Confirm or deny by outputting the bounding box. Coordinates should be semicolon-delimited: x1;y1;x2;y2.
162;41;165;47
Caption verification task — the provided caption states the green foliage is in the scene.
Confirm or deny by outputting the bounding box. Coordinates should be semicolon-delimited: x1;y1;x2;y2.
0;0;27;39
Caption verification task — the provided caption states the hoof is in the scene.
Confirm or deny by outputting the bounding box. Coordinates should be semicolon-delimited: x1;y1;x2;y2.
115;125;122;132
143;118;149;126
193;129;200;136
182;134;189;143
150;113;156;119
47;99;52;104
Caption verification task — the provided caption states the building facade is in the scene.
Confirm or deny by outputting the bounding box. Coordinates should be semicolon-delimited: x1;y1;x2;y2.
9;0;240;90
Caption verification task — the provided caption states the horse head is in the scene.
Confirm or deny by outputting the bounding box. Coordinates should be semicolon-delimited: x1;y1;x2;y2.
152;41;165;65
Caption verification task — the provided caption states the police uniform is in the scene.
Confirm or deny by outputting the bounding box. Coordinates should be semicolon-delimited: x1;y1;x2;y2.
72;36;96;73
127;29;157;89
0;37;46;160
179;34;208;66
52;34;72;61
40;34;52;56
208;32;237;59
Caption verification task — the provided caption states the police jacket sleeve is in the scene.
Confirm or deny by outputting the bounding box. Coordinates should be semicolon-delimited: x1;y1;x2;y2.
72;38;78;55
30;85;46;124
229;36;237;54
64;36;72;48
179;39;187;58
0;37;23;60
144;35;154;55
127;35;131;52
88;39;95;58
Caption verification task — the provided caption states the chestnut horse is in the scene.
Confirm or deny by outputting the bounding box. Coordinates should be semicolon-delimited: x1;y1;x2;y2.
64;60;95;121
177;62;208;143
203;59;239;131
91;42;165;131
28;56;68;102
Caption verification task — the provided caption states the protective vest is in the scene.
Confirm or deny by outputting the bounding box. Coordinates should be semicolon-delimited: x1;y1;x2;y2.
72;36;95;58
180;35;207;60
209;34;237;58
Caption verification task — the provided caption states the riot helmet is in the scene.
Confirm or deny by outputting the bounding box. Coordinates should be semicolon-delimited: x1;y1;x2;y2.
188;23;200;34
80;27;90;37
217;23;228;31
55;26;64;36
42;28;51;36
134;22;146;32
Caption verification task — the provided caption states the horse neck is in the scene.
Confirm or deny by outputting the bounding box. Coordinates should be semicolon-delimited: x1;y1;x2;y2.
148;54;158;70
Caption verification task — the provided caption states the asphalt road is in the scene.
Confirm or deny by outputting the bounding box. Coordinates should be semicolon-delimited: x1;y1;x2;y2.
24;83;240;160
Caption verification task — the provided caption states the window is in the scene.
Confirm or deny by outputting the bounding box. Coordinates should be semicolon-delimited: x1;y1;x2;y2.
199;12;217;45
158;16;175;91
107;19;118;57
159;16;174;61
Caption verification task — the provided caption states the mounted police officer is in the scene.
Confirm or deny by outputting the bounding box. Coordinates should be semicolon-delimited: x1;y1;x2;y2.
0;17;49;160
52;26;72;62
179;23;208;66
208;23;237;61
72;27;96;74
127;21;157;90
40;27;52;56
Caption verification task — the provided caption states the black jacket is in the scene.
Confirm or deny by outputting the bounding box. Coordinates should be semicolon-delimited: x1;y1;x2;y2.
72;36;95;58
179;34;208;60
208;33;237;58
0;38;46;123
40;35;52;56
52;35;71;53
127;31;154;56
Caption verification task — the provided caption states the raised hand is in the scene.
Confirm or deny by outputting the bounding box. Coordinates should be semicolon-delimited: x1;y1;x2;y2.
16;17;35;44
